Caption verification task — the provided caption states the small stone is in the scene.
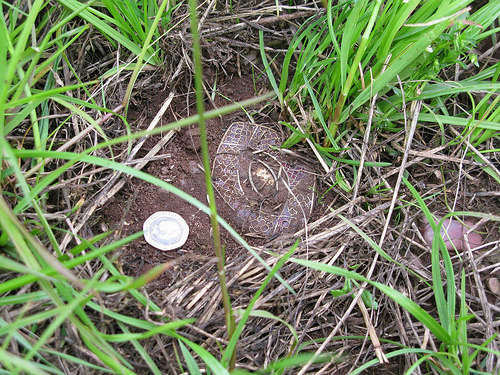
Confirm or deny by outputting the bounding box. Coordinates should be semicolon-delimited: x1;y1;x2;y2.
487;278;500;297
420;216;482;251
186;160;202;174
181;127;201;151
143;212;189;251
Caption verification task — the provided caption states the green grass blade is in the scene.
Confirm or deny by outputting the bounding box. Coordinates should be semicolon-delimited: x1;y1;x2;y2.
259;30;281;105
0;348;50;375
178;340;203;375
342;16;458;123
222;241;298;365
56;0;149;61
0;232;142;294
290;257;451;343
173;334;230;375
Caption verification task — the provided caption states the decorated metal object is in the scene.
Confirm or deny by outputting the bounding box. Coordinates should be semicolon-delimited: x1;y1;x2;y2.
212;122;315;237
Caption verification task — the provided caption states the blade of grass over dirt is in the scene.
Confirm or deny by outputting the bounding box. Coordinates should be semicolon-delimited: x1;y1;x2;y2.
178;340;203;375
259;30;282;105
0;348;51;375
18;272;103;366
102;319;195;342
387;112;500;132
191;0;236;368
170;333;230;375
304;75;337;148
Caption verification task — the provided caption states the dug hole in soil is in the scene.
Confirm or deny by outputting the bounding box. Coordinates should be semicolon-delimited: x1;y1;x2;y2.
102;74;331;290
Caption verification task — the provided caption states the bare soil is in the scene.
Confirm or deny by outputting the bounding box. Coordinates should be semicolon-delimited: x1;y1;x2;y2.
102;74;335;288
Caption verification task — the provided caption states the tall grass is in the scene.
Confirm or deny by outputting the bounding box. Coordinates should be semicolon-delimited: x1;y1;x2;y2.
1;0;301;371
1;0;499;373
272;0;500;176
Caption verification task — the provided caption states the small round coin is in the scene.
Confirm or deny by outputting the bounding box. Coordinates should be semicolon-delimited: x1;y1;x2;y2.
143;211;189;251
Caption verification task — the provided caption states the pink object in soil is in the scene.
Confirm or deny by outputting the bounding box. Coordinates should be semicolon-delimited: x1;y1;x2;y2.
421;217;482;251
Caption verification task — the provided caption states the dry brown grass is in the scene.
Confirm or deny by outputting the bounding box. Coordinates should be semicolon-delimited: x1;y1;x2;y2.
2;0;499;374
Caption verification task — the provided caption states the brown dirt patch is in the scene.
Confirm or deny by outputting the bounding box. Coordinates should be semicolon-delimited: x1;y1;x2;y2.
101;74;328;285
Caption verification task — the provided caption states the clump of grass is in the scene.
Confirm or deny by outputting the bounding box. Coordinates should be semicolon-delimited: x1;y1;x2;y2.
1;0;305;372
256;0;500;373
1;0;500;373
272;0;499;164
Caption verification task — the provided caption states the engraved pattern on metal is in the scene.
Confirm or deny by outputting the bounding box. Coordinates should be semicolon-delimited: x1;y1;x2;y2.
212;122;315;237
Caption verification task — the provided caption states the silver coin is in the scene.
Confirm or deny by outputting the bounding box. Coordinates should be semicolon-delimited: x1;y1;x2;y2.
143;211;189;251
